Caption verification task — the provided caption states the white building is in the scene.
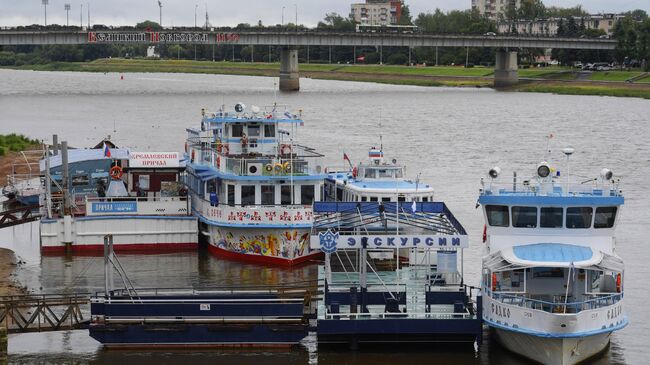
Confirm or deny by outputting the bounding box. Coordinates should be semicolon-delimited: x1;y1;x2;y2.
350;0;402;26
472;0;521;20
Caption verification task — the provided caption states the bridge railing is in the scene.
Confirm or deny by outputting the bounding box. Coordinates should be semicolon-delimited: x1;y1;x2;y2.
0;293;91;333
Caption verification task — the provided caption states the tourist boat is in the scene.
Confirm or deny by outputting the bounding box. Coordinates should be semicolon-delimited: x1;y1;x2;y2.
324;146;434;204
39;138;197;254
478;149;627;365
185;103;325;266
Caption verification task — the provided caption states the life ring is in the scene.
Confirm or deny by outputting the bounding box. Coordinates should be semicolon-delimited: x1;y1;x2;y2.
217;156;221;169
264;164;273;173
274;163;284;173
216;143;222;153
616;273;621;293
280;144;292;155
352;167;358;178
491;273;497;292
283;162;292;173
109;165;123;180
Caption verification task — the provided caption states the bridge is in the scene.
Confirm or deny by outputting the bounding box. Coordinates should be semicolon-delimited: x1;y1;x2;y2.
0;30;618;89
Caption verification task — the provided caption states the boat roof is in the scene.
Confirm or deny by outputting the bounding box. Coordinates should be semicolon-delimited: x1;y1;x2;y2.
326;172;433;193
190;163;325;182
479;193;623;206
202;116;304;125
485;243;624;272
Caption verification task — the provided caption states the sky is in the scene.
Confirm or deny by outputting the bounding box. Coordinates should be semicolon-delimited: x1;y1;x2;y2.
0;0;648;28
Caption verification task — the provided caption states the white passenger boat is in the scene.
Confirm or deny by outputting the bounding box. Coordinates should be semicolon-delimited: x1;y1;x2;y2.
39;141;197;254
185;103;325;266
478;150;627;365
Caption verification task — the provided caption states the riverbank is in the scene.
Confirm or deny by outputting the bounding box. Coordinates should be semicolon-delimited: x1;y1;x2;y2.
0;248;23;297
4;58;650;99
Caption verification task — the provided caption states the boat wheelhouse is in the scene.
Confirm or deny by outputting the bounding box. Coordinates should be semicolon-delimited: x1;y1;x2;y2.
479;156;626;365
39;141;197;254
185;103;325;266
324;147;434;203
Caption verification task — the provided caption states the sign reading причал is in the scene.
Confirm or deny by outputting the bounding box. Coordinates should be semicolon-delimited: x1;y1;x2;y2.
129;152;180;168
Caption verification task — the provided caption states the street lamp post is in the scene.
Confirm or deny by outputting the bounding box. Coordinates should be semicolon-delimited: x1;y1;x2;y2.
281;6;285;27
64;4;70;26
42;0;48;26
158;1;163;28
80;4;83;29
294;4;298;31
194;4;198;60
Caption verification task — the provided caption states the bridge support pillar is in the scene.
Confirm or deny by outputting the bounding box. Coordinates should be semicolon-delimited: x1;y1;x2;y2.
494;50;518;88
279;47;299;92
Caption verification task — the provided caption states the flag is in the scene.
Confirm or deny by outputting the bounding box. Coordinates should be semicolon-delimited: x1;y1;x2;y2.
343;153;350;163
103;143;111;158
412;200;417;213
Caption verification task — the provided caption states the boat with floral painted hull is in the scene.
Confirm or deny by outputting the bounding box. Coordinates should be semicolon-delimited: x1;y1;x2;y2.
185;103;325;266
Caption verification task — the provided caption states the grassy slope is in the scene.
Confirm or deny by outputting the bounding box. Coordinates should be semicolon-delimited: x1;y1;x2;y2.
5;58;649;99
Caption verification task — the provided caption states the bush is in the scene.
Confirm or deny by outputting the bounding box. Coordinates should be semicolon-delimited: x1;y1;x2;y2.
0;146;6;156
386;53;408;65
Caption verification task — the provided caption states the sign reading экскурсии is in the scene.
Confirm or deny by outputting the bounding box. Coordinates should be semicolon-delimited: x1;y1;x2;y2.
129;152;180;168
311;232;468;254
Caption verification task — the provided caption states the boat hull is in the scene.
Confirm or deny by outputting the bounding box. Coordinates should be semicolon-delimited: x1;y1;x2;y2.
206;225;321;266
40;216;198;254
494;328;611;365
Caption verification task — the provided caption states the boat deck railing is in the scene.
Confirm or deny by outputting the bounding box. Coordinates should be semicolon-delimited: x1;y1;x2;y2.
482;179;622;197
491;292;623;313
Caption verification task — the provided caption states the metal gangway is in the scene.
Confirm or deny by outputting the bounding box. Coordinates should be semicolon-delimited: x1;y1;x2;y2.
0;293;90;333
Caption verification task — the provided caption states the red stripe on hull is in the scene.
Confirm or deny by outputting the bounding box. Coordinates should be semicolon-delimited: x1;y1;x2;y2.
41;242;197;256
207;244;322;267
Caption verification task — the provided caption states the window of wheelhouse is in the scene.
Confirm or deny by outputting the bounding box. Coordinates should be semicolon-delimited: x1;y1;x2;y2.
422;196;428;202
241;185;256;206
281;185;292;205
231;124;243;138
301;185;315;205
261;185;275;205
264;124;275;138
381;197;391;202
594;207;617;228
512;207;537;228
566;207;593;228
369;196;378;202
336;186;343;201
227;184;235;206
540;207;563;228
364;169;375;178
361;196;367;202
485;205;509;227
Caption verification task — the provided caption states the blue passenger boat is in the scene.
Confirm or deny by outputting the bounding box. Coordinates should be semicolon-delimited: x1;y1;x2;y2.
479;150;627;364
184;103;326;266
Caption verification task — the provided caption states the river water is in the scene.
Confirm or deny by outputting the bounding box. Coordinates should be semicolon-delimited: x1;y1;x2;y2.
0;69;648;364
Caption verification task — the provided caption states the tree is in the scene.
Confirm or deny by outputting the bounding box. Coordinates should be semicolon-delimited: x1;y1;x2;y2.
398;4;413;25
518;0;545;20
135;20;161;30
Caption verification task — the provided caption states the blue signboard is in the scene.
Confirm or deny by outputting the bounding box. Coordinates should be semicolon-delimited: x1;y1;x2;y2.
311;234;468;251
91;202;138;214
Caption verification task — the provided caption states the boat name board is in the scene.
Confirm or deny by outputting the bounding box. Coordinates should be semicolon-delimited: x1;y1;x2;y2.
202;205;313;224
310;232;468;253
91;202;137;213
129;152;180;168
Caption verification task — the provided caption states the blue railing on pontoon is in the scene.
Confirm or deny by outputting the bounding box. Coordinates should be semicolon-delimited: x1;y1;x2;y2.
492;292;623;313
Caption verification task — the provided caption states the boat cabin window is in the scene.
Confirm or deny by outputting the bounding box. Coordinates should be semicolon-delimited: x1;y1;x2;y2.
231;124;244;137
261;185;275;205
378;169;393;178
247;125;260;138
381;197;391;202
566;207;593;228
264;124;275;138
361;196;367;202
364;169;375;178
594;207;617;228
512;206;537;228
241;185;255;206
281;185;292;205
398;196;405;202
422;197;428;202
336;187;343;201
370;197;378;202
540;207;563;228
301;185;315;205
486;205;509;227
227;184;235;206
